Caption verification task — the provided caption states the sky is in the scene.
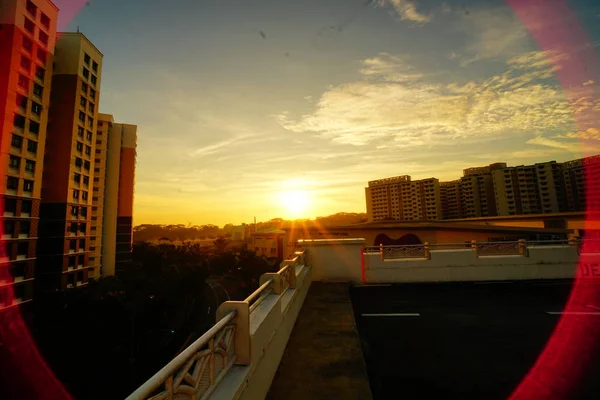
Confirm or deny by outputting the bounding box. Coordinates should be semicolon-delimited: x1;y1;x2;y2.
52;0;600;226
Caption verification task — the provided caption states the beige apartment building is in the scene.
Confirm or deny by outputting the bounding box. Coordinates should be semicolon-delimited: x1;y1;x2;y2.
0;0;58;310
366;175;441;222
366;156;600;222
36;32;103;292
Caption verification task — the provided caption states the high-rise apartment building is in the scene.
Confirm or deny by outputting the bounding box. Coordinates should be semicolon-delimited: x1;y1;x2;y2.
95;115;137;277
366;156;600;222
492;161;566;216
36;32;103;292
366;176;441;222
0;0;58;310
460;163;505;218
440;180;463;219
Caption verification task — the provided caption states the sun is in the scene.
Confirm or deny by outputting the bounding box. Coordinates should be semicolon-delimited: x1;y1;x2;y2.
279;189;310;218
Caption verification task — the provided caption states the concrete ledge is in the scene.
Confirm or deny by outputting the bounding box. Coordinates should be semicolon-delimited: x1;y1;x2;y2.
212;266;311;400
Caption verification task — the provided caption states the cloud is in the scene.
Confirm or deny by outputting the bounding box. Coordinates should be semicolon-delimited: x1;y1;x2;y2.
377;0;431;23
275;52;596;147
583;79;596;87
528;128;600;154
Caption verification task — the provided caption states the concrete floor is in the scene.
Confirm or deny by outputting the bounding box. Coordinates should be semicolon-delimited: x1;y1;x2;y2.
266;283;373;400
351;280;600;400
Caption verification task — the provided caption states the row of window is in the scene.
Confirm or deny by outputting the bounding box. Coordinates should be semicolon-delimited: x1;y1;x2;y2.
81;82;97;102
17;74;44;98
6;176;34;193
79;95;96;113
19;55;46;80
72;189;89;201
77;126;94;142
3;199;33;215
3;220;31;237
74;157;91;171
69;222;87;234
11;133;38;154
9;155;36;174
71;206;88;218
16;95;43;117
69;239;86;251
82;66;98;86
73;173;90;186
83;53;99;72
25;1;51;30
75;141;92;156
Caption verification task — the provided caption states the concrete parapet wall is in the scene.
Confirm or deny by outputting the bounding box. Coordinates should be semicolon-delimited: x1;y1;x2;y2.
365;245;579;283
212;264;311;400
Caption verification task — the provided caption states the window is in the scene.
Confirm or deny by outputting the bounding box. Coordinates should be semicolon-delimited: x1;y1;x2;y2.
81;207;87;218
23;180;33;192
33;83;43;98
80;96;87;107
22;37;33;52
31;101;42;116
83;176;89;186
73;189;80;199
81;82;88;94
9;155;20;170
93;168;100;173
19;221;30;236
76;141;83;152
84;53;91;65
17;242;28;257
78;111;86;123
93;177;100;183
93;187;99;192
82;67;90;79
75;157;83;167
37;48;47;64
79;239;86;248
92;197;98;201
4;198;17;214
24;18;35;34
26;140;37;154
14;114;26;129
11;134;23;150
21;201;32;215
20;55;31;72
85;145;91;155
73;173;81;183
35;66;45;80
29;120;40;134
86;131;93;141
89;88;96;100
70;240;77;251
95;149;101;154
25;160;35;173
26;1;37;16
87;117;93;128
4;220;15;236
98;122;103;128
68;257;76;269
70;222;78;233
91;75;97;85
84;161;90;171
39;12;50;28
39;31;49;46
82;191;88;201
77;126;84;138
89;102;95;113
71;206;79;216
18;75;30;90
16;94;27;109
7;177;19;190
92;61;98;72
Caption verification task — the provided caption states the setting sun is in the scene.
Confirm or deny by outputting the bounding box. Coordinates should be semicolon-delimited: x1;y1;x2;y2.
279;189;311;218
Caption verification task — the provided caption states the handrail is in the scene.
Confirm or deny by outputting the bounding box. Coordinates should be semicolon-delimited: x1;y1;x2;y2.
246;278;273;305
126;310;237;400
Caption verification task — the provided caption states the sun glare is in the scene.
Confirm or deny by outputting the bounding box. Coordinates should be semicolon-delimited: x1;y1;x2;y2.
279;189;310;218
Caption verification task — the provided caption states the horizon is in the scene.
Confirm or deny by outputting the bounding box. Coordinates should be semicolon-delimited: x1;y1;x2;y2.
53;0;600;226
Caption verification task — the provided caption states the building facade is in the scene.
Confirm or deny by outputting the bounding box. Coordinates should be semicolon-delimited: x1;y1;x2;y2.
0;0;58;309
36;32;103;292
367;156;600;222
366;175;441;222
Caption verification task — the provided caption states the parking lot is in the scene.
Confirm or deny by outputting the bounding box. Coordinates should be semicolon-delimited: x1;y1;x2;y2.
351;281;600;399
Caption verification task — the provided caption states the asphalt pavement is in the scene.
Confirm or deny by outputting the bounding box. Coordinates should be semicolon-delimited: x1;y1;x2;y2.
350;280;600;399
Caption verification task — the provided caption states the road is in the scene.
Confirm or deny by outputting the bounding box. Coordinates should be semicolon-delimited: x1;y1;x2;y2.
351;281;600;399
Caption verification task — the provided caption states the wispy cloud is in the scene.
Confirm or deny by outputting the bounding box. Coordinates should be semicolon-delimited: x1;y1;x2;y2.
275;51;595;147
377;0;431;23
189;134;257;157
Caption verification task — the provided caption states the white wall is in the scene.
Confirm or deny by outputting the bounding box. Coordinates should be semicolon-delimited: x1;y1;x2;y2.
365;246;579;283
298;239;366;283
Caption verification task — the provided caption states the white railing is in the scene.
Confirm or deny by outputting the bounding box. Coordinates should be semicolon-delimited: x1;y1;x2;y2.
364;239;597;260
127;250;307;400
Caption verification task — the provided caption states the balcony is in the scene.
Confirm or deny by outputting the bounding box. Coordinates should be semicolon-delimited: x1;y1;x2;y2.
128;239;600;400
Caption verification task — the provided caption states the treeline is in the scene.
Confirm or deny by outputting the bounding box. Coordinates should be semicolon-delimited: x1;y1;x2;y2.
134;212;367;242
28;241;278;400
